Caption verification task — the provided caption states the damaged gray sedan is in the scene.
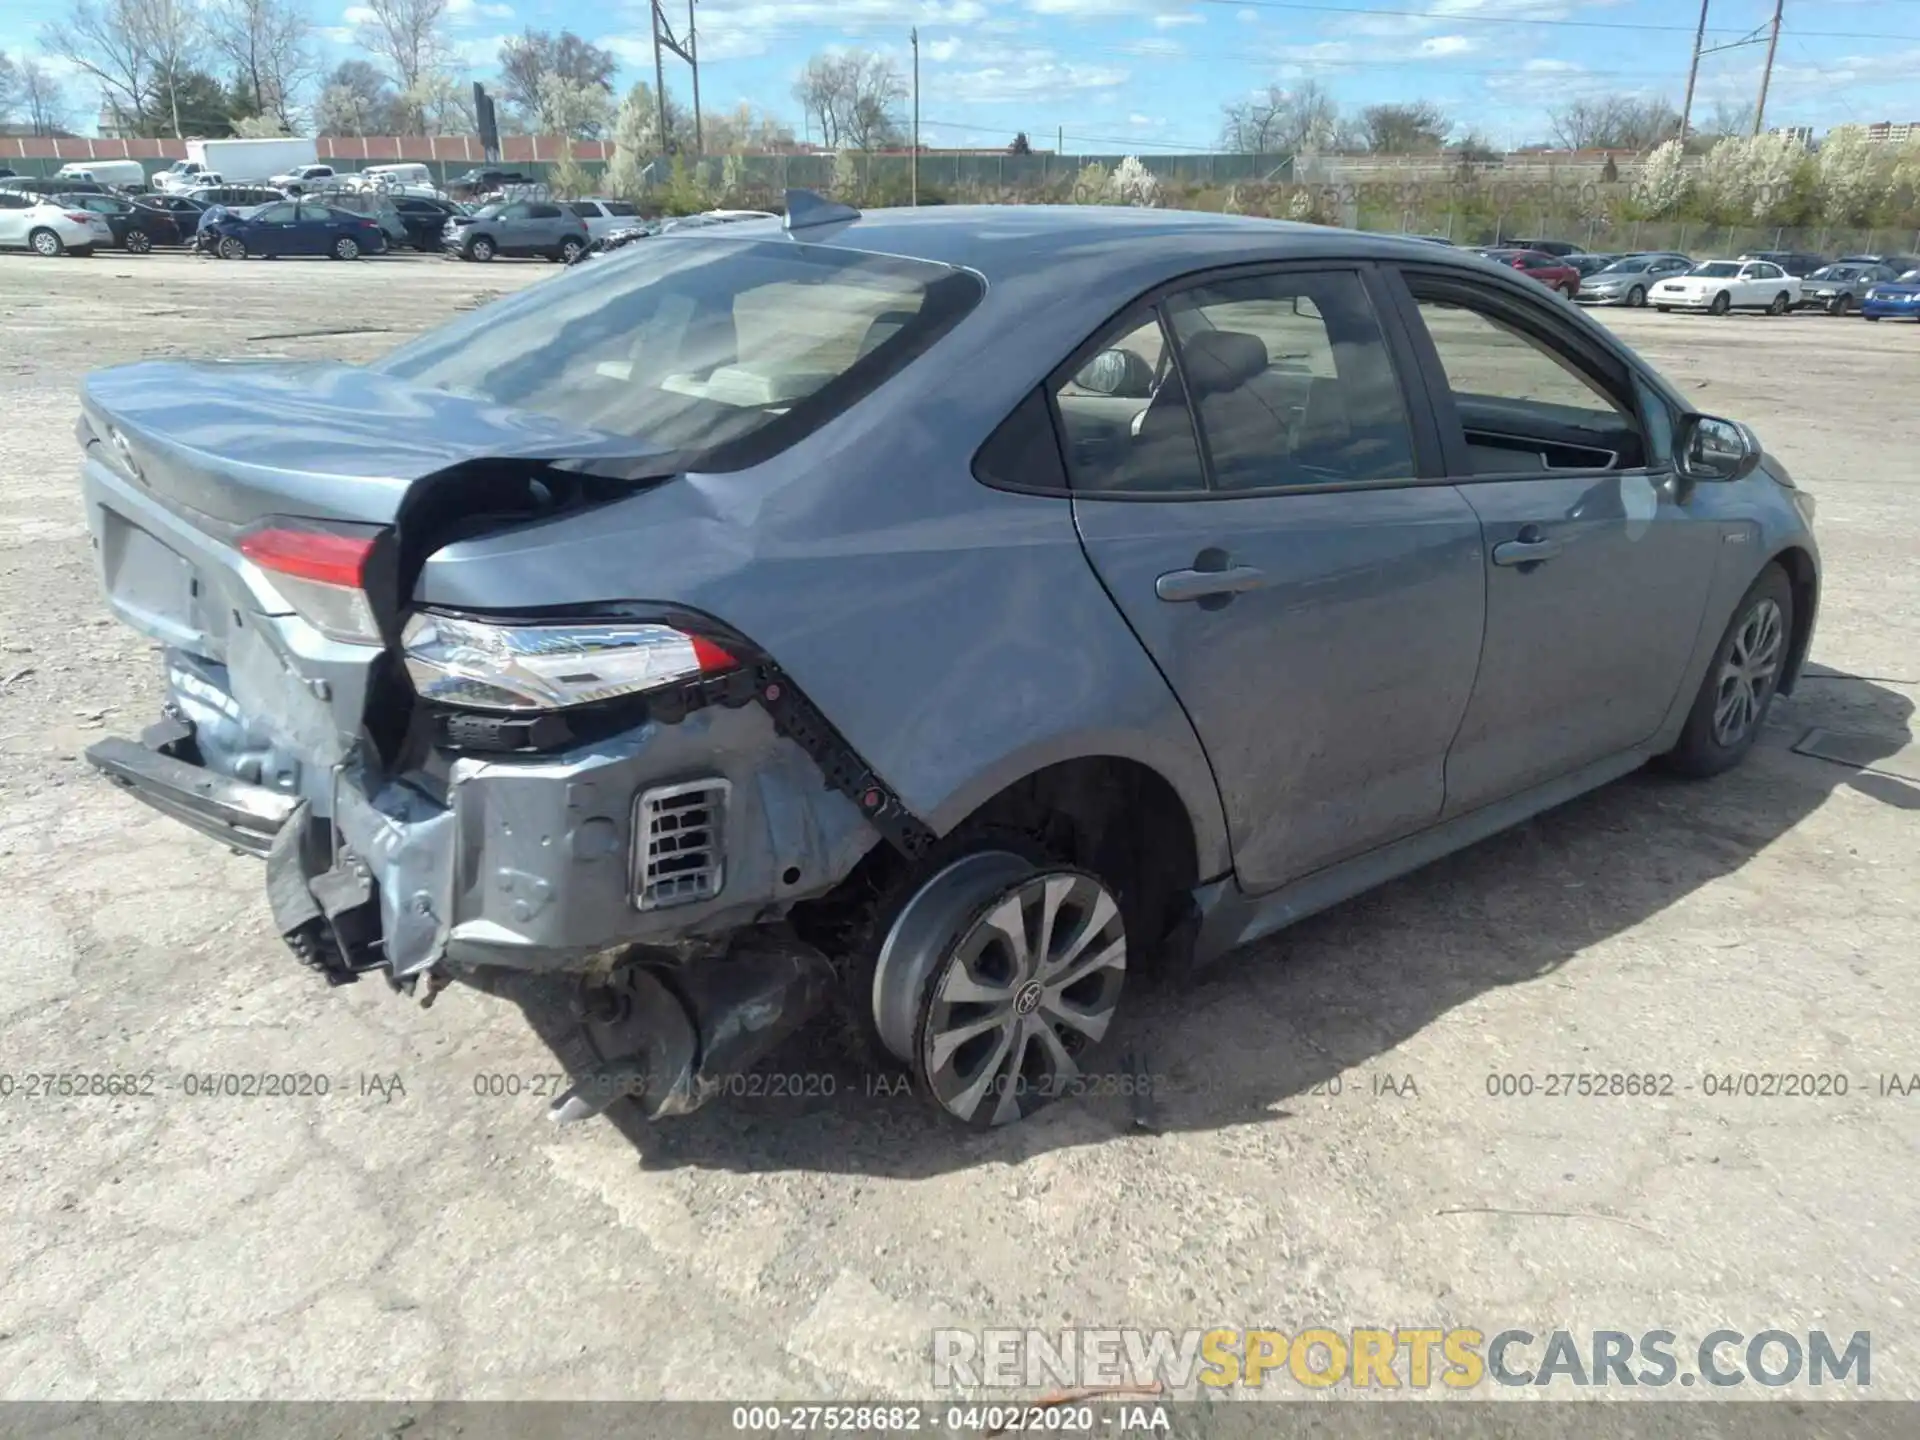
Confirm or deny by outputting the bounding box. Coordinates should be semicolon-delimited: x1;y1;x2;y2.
78;194;1819;1129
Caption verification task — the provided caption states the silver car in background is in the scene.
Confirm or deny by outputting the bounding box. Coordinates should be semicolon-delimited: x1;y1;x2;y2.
1576;253;1694;307
75;195;1820;1133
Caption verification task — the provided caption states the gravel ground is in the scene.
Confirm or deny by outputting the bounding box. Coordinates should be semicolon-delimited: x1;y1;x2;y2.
0;250;1916;1409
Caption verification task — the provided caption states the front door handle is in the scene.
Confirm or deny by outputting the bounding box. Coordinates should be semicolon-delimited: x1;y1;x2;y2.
1491;528;1563;568
1155;564;1268;603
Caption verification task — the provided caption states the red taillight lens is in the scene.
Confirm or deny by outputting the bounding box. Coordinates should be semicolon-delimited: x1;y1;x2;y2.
67;212;95;224
238;522;383;644
239;526;373;587
690;635;738;673
1510;258;1528;268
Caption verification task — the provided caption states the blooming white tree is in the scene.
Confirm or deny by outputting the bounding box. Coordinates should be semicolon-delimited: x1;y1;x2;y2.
605;82;659;198
534;72;614;138
1106;155;1161;207
1633;139;1690;216
1818;124;1881;225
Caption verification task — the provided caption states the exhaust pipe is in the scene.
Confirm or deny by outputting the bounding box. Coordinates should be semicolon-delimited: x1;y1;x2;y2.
551;931;834;1125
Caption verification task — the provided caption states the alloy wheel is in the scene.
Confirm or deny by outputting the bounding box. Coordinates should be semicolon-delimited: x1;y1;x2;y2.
917;869;1127;1127
29;229;61;257
334;236;360;260
1628;285;1645;307
126;230;152;254
218;236;246;260
1712;597;1784;747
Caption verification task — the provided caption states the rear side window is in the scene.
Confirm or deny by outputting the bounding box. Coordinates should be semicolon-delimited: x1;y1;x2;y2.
1162;270;1416;489
527;203;563;219
607;201;639;217
373;238;983;466
1050;310;1205;494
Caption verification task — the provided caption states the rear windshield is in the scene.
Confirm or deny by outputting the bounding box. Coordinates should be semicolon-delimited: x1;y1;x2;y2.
372;237;983;466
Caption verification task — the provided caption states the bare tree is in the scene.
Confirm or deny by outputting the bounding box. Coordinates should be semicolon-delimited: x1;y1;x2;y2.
701;102;793;152
46;0;156;134
0;50;17;122
315;57;404;136
1360;100;1449;154
497;29;614;131
792;50;905;151
1220;81;1342;155
207;0;315;129
354;0;451;133
1547;94;1680;152
18;57;70;135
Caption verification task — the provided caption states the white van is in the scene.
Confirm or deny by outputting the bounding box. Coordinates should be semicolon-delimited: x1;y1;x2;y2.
55;159;148;190
359;163;434;189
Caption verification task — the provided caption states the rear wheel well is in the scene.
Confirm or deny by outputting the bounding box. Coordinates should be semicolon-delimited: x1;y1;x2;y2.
1770;545;1818;695
792;756;1202;979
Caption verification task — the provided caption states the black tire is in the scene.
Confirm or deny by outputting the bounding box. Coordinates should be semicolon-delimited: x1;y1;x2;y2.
1834;295;1852;316
1659;564;1794;779
467;235;495;262
331;235;361;260
1655;305;1671;313
1709;291;1732;316
124;229;153;254
27;227;64;257
1628;285;1646;307
1864;314;1881;322
1767;291;1790;316
558;236;584;263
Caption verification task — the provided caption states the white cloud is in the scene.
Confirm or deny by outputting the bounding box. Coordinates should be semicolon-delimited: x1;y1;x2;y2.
1119;37;1185;57
1026;0;1195;16
1153;10;1203;27
1127;112;1165;127
938;59;1130;103
927;38;964;61
1419;34;1476;56
341;4;377;25
447;0;515;17
1265;31;1482;70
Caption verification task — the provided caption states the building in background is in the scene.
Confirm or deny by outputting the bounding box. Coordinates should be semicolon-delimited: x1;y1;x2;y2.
1863;121;1919;145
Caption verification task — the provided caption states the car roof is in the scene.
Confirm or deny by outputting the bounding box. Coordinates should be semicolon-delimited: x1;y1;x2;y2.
687;204;1515;288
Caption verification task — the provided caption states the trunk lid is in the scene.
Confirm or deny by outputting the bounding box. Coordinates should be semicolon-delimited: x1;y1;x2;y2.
80;358;672;529
79;360;676;805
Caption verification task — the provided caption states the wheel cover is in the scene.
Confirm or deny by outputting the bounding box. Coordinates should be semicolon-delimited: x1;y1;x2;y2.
918;869;1127;1126
128;231;151;252
337;238;358;258
1712;597;1784;747
219;237;245;259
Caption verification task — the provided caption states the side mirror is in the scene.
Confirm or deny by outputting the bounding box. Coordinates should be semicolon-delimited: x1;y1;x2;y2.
1072;348;1155;398
1678;414;1762;483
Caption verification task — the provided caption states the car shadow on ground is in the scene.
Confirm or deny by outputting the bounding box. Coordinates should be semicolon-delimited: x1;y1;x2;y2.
499;669;1914;1176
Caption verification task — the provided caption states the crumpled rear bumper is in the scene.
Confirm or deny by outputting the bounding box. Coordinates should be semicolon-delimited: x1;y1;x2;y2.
90;692;881;981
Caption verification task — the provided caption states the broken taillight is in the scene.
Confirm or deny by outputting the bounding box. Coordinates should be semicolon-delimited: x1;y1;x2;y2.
238;521;384;645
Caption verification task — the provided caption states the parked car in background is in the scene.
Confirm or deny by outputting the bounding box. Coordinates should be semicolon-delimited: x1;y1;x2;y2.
53;160;149;191
1567;253;1619;277
1497;237;1583;257
153;161;218;193
0;177;108;198
1575;253;1694;307
133;193;209;223
202;198;388;260
55;192;186;252
306;187;410;251
446;167;537;200
1838;253;1920;276
1737;250;1826;278
1862;269;1920;321
1655;259;1800;315
187;184;285;209
1796;262;1897;315
72;202;1821;1131
1475;247;1581;297
384;195;466;250
565;198;644;241
272;163;338;194
442;199;588;261
0;191;110;255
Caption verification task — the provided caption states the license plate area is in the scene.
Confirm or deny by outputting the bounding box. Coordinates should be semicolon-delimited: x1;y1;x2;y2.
97;507;220;652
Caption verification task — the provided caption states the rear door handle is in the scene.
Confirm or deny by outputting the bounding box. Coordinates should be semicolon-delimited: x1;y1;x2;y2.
1491;534;1563;568
1155;565;1268;602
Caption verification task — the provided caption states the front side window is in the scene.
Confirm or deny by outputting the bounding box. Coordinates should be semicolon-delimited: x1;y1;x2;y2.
1162;270;1415;489
1409;284;1646;474
375;238;983;463
253;202;299;224
1692;262;1740;278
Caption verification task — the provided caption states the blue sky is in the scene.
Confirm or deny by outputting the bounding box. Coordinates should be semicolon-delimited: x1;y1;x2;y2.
8;0;1920;148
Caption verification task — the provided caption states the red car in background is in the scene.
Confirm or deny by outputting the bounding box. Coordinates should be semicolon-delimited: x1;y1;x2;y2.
1475;247;1581;299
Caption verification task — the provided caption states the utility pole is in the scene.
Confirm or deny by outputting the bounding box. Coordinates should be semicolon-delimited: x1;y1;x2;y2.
1752;0;1784;136
651;0;700;155
688;0;702;156
910;28;920;205
1679;0;1710;145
